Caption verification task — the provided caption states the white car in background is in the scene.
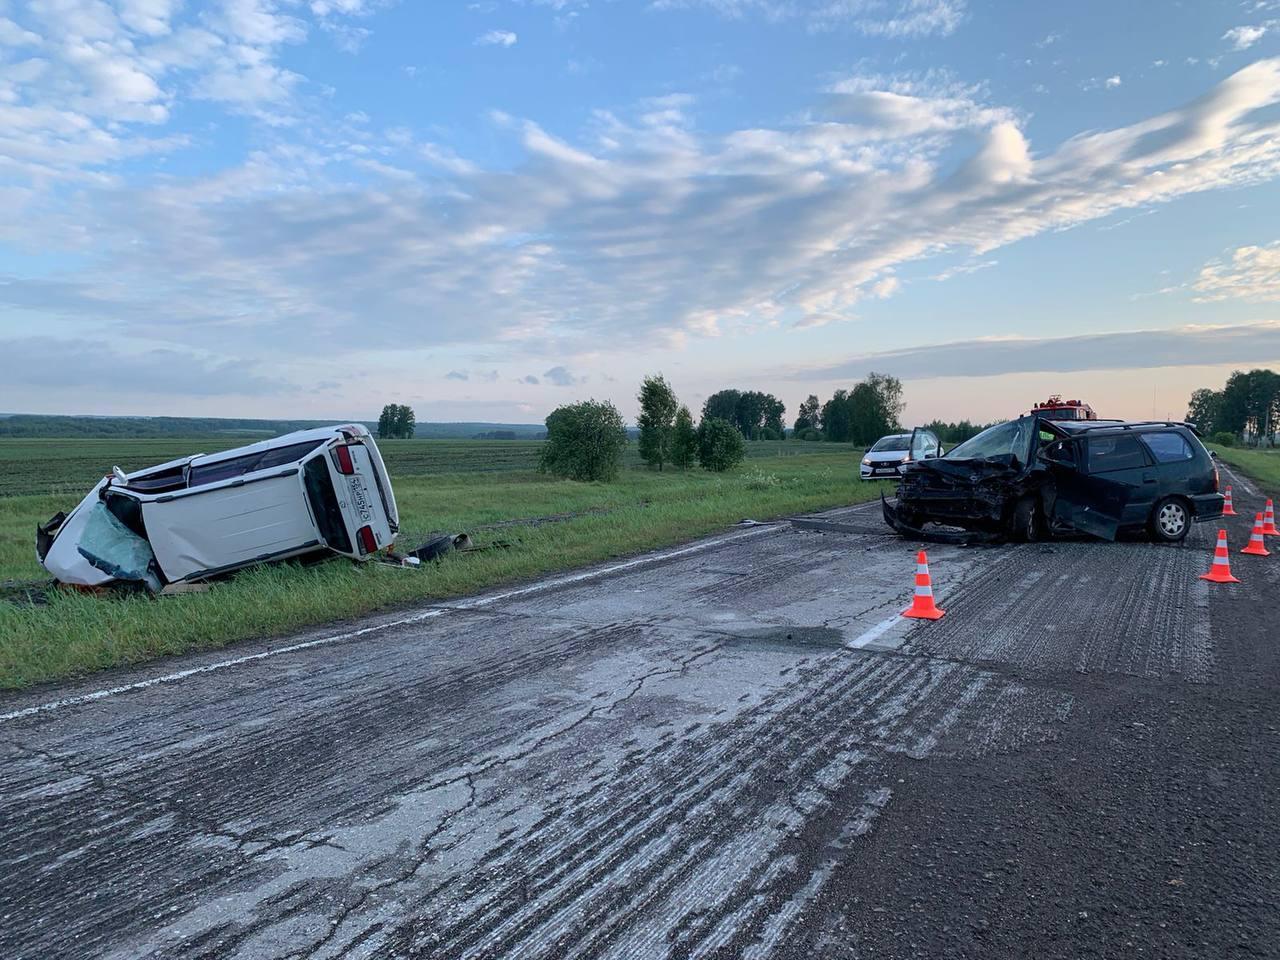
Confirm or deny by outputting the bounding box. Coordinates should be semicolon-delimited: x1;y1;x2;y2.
37;424;399;590
859;429;942;480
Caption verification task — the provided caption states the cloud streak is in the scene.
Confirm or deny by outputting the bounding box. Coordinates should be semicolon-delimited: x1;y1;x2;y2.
783;321;1280;381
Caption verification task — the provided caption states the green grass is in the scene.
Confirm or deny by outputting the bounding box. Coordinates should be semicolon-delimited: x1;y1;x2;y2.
0;440;882;689
1212;446;1280;493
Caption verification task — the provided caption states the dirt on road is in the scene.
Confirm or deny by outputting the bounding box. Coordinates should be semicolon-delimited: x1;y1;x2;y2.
1;487;1277;959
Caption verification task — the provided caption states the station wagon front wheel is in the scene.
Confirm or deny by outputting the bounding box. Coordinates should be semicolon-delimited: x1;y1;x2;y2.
1150;497;1190;543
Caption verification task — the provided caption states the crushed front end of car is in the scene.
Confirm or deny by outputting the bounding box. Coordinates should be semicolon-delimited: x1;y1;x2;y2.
883;455;1030;543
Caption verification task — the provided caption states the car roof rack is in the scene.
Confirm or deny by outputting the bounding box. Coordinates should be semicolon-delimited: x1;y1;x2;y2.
1055;419;1191;433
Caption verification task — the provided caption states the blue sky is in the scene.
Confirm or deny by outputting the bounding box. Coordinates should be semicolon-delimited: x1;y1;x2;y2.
2;0;1279;425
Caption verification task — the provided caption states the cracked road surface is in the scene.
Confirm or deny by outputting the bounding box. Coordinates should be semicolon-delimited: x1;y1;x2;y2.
2;496;1278;959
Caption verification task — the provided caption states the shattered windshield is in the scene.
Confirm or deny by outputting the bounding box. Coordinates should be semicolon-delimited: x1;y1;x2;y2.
945;419;1031;462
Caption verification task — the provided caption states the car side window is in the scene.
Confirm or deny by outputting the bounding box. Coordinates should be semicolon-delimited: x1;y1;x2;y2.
189;439;326;487
1140;432;1194;464
1086;435;1149;473
1042;439;1075;465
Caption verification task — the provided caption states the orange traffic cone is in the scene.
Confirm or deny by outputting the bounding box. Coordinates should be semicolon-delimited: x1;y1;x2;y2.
1222;486;1237;516
1263;500;1278;536
1242;514;1271;557
1200;529;1241;583
902;550;945;619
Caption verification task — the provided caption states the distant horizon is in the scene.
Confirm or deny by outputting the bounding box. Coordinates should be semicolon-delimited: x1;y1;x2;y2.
0;412;548;427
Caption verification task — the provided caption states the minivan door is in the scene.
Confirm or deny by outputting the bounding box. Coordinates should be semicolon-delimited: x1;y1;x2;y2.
1041;438;1129;541
908;427;931;464
141;470;322;581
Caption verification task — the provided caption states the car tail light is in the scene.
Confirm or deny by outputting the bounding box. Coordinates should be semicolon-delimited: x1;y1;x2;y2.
334;445;355;475
357;524;378;555
1213;466;1220;492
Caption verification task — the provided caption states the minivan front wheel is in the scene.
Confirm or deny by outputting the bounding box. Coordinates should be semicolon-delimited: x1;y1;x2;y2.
1150;497;1190;543
1011;495;1040;543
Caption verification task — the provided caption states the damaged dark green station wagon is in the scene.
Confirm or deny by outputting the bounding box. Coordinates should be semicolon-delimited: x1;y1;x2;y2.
882;416;1225;543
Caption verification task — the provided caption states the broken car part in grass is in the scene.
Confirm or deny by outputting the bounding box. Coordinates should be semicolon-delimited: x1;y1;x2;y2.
884;416;1224;544
36;425;400;592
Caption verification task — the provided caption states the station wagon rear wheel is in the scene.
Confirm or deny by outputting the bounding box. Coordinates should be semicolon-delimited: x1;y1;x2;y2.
1150;497;1190;543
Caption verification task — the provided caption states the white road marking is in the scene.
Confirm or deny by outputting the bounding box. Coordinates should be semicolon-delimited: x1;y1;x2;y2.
0;525;778;725
846;613;907;650
1219;461;1256;498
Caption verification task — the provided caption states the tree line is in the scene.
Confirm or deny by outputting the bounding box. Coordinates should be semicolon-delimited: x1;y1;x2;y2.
1186;369;1279;446
539;375;753;481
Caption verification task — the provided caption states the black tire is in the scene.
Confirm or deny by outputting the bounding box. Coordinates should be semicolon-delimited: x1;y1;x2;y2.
1150;496;1191;543
1011;495;1040;543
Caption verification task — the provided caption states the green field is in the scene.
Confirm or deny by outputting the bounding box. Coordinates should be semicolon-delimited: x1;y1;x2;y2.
0;437;821;498
1213;446;1280;494
0;438;878;689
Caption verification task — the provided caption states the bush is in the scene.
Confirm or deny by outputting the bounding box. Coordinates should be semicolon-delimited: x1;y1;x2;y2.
795;427;824;442
539;400;629;481
697;417;747;472
671;406;698;469
1212;431;1237;448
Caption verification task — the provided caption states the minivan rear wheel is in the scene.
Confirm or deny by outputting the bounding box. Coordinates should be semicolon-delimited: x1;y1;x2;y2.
1150;497;1190;543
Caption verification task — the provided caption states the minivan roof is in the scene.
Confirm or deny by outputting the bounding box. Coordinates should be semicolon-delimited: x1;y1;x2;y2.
1045;418;1194;435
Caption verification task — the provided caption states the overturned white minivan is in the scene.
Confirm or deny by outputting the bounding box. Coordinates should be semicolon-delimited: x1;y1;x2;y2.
37;425;399;590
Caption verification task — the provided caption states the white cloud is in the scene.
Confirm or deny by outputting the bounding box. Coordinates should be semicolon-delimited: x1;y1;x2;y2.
1192;242;1280;302
476;29;518;46
1223;24;1270;50
0;0;381;182
648;0;966;37
1104;75;1121;88
7;58;1280;374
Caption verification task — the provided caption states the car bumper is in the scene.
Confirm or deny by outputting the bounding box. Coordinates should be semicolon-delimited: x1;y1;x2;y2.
860;463;906;480
1190;492;1226;522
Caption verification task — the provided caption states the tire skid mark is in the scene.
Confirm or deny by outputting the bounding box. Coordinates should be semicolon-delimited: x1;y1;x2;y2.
905;535;1215;683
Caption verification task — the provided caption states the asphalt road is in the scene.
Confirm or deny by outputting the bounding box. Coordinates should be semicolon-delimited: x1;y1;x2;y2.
2;478;1277;960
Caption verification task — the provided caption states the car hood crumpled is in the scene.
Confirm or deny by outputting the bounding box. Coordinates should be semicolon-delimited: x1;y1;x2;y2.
899;454;1022;487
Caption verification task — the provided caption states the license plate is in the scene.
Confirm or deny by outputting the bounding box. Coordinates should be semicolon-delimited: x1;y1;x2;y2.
347;475;375;524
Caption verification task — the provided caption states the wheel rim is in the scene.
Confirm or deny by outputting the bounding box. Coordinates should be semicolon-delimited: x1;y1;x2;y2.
1158;502;1186;537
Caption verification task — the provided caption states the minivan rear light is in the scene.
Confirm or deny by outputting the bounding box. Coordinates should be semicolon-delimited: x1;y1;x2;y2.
334;445;355;475
1213;466;1220;492
357;524;378;555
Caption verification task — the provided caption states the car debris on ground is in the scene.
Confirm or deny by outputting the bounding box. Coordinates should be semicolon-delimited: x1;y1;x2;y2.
36;425;400;593
883;416;1224;544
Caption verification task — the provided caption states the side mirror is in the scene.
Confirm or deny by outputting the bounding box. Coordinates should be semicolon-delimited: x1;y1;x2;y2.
111;466;128;484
